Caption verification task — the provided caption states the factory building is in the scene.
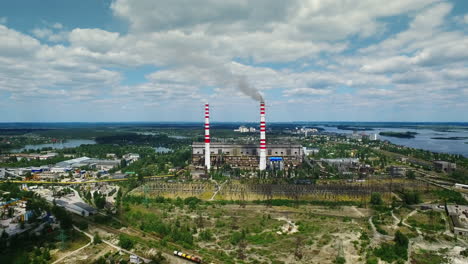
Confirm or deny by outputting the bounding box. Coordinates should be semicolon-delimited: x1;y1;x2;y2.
192;142;304;169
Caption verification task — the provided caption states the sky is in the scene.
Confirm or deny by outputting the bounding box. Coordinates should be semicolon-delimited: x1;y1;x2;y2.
0;0;467;122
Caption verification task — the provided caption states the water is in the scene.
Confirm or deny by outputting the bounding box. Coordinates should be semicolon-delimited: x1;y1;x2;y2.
12;139;96;153
320;126;468;157
168;135;188;139
154;146;172;153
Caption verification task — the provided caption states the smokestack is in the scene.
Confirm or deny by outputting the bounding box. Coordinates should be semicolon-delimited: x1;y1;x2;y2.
259;102;267;170
204;103;211;170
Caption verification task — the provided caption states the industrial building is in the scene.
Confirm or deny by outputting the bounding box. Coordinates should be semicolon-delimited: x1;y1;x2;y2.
433;161;457;173
446;205;468;236
192;142;304;169
56;157;120;171
193;102;304;170
55;200;97;217
389;166;406;177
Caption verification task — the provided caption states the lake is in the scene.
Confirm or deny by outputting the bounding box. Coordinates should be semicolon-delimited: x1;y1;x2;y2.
320;126;468;157
12;139;96;153
155;146;172;153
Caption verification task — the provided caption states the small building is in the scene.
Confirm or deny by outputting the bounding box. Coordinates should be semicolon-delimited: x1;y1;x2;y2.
130;255;141;264
111;173;127;179
37;173;59;180
389;166;406;177
123;153;140;163
39;153;58;160
433;161;457;173
454;183;468;190
303;147;319;156
321;158;360;173
106;153;117;159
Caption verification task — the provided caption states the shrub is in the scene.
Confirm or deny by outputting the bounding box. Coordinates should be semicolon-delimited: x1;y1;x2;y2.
94;233;102;244
118;234;134;250
370;193;383;206
199;229;213;241
334;256;346;264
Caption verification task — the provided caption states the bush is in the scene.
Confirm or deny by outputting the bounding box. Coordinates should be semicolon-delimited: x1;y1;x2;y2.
366;256;378;264
334;256;346;264
76;221;88;230
94;233;102;244
370;193;383;206
373;231;408;262
199;229;213;241
230;230;246;245
402;191;421;205
118;234;134;250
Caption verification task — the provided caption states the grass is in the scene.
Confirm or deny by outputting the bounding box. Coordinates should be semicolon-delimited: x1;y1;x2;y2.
411;249;447;264
407;211;445;232
118;198;367;263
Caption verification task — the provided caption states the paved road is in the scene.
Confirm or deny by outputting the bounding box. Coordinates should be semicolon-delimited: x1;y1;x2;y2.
0;174;174;185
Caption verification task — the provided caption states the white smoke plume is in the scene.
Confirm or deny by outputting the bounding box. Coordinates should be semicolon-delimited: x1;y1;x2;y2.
237;76;264;102
163;47;263;102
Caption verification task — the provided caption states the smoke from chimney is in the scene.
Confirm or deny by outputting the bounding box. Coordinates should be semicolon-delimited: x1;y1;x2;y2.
161;47;263;103
237;76;264;102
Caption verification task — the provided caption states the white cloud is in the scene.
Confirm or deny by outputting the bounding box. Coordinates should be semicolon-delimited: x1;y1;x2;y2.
32;28;53;39
283;88;332;97
69;28;121;53
52;22;63;29
1;0;467;121
0;25;40;57
0;17;7;24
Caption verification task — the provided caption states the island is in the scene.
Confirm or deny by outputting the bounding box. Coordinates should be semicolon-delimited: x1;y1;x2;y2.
337;125;374;131
431;137;468;140
379;131;418;138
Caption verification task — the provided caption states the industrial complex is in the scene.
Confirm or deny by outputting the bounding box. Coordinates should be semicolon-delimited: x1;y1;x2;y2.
193;102;304;170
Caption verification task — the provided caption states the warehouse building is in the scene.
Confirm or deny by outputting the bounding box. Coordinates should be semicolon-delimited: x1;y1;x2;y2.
56;157;120;171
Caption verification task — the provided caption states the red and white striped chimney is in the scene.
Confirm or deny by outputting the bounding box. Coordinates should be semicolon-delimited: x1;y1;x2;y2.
204;103;211;170
259;102;267;170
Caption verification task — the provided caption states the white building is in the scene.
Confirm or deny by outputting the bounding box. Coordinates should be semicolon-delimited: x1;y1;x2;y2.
234;126;256;133
123;153;140;163
455;183;468;190
106;153;117;159
303;147;319;156
39;153;58;160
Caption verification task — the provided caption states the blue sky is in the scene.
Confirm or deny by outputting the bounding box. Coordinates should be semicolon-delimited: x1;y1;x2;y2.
0;0;467;122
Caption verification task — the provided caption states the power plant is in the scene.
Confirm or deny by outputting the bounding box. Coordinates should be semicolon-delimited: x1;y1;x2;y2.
192;102;304;171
